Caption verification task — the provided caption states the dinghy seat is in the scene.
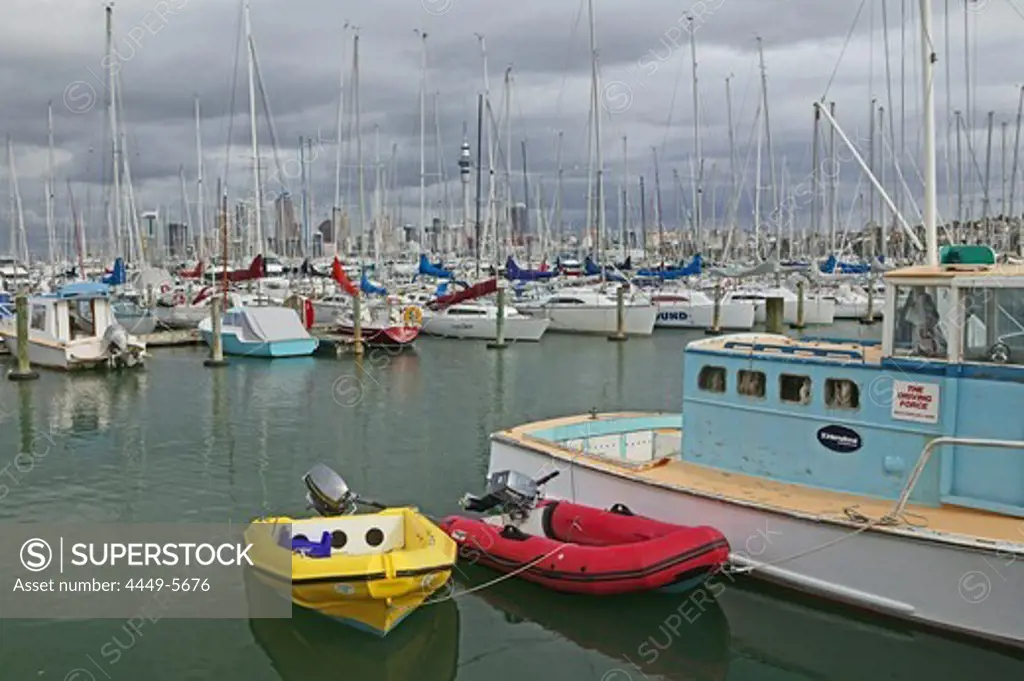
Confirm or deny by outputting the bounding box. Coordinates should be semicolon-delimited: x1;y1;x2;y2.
292;531;332;558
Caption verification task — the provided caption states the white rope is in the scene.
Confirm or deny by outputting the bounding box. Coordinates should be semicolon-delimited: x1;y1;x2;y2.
424;541;569;604
725;506;901;576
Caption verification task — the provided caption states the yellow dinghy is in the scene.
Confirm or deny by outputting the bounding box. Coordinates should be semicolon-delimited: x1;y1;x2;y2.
245;464;456;636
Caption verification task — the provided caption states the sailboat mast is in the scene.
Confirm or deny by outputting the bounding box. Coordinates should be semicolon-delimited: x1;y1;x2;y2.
194;96;206;262
106;3;123;258
46;102;56;265
689;16;702;253
555;131;564;252
244;1;262;257
418;30;428;253
588;0;605;266
920;0;937;265
756;37;778;259
333;24;349;257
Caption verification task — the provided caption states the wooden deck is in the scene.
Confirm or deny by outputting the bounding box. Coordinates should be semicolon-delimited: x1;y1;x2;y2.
500;412;1024;548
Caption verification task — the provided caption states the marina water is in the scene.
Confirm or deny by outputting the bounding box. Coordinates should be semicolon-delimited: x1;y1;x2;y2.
1;326;1022;680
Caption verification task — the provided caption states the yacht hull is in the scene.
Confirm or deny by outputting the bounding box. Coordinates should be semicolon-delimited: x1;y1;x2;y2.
420;316;548;341
529;305;658;335
655;301;756;330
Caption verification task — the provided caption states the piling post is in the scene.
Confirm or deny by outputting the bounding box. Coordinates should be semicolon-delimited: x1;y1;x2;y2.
860;276;878;325
789;280;806;330
765;296;785;334
8;293;39;381
487;282;508;349
352;292;364;357
146;284;154;308
203;296;228;367
607;284;628;341
705;280;723;336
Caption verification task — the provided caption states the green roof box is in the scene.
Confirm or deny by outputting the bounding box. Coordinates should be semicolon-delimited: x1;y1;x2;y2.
940;245;996;266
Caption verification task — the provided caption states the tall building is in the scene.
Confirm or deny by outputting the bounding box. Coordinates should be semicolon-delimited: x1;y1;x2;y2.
511;202;528;245
274;193;299;255
167;223;189;259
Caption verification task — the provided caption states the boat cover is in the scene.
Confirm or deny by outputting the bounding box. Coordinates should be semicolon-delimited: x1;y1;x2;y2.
237;306;310;342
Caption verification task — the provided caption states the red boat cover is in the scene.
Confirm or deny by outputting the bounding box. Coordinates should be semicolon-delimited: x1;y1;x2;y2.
180;261;204;279
430;278;497;310
224;255;264;283
441;501;729;595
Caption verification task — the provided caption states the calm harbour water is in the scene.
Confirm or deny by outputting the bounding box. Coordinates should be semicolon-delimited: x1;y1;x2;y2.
1;324;1022;681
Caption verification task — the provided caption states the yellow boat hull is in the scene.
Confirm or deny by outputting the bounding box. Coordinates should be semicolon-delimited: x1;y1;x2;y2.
245;507;457;635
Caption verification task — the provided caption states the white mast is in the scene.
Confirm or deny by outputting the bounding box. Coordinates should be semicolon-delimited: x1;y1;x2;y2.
194;96;206;261
689;15;702;253
919;0;938;266
503;66;513;262
46;102;56;265
245;1;262;257
354;32;366;264
7;137;28;264
417;29;428;253
588;0;605;265
621;135;628;258
333;23;349;257
106;3;122;258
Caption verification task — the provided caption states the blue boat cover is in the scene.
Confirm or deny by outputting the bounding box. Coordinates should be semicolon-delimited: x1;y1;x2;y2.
101;257;127;285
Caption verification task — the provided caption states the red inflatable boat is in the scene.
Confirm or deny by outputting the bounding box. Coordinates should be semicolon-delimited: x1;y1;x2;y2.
440;500;730;595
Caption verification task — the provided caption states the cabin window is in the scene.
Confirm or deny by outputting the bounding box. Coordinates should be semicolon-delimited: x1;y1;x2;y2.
550;297;584;305
30;305;46;331
825;379;859;410
737;370;765;398
960;286;1024;364
780;374;812;405
448;308;486;316
697;366;726;393
893;285;951;359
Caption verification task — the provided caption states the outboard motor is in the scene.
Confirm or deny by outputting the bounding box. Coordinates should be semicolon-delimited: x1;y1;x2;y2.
460;469;560;521
303;463;358;516
103;324;129;367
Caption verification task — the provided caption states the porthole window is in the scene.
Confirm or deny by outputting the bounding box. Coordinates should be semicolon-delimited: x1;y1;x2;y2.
737;370;766;398
365;528;385;547
825;379;859;410
698;366;726;393
331;530;348;549
780;374;812;405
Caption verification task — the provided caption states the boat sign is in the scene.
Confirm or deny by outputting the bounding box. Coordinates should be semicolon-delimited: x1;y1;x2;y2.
817;425;862;454
657;312;689;321
891;380;940;424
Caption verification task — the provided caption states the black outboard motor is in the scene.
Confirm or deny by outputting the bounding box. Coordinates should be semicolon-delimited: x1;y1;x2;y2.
460;469;560;520
303;463;358;516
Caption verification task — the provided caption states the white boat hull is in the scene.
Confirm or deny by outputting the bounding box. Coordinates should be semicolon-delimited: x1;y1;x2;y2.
488;436;1024;649
655;301;756;330
1;332;107;370
421;315;549;341
751;297;836;325
531;305;658;335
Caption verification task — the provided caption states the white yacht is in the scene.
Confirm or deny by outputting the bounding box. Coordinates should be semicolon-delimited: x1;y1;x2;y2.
651;288;756;330
0;282;146;370
725;285;836;326
422;301;549;342
516;287;658;335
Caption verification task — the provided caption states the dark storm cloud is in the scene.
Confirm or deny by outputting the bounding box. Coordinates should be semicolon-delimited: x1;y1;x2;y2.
3;0;1023;254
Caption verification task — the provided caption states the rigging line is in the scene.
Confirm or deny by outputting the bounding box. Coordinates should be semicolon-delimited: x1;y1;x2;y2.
554;0;587;124
821;0;868;101
1007;0;1024;22
222;0;245;200
659;37;688;153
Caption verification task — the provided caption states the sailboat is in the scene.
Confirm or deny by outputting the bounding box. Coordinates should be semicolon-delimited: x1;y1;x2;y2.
479;5;1024;649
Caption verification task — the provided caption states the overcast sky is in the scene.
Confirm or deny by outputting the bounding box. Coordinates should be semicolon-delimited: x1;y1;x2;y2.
2;0;1023;255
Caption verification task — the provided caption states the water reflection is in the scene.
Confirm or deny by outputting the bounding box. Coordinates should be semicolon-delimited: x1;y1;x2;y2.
459;564;730;681
249;601;460;681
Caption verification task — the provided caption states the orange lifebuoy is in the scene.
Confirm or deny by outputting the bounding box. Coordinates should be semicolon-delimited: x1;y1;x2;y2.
172;292;186;306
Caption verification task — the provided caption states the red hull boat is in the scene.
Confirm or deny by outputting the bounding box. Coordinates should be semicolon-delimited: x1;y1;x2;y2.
440;500;729;595
335;324;419;348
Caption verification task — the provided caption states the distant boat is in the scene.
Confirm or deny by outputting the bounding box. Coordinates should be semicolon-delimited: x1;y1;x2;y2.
516;286;657;336
198;305;318;358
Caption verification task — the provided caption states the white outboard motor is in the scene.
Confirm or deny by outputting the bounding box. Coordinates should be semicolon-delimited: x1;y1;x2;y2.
103;324;143;368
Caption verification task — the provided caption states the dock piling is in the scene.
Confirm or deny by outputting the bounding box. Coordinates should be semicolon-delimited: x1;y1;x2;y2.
203;296;228;367
352;293;364;357
766;296;785;334
607;284;628;341
8;293;39;381
487;283;508;349
860;276;878;325
790;281;806;329
705;281;723;336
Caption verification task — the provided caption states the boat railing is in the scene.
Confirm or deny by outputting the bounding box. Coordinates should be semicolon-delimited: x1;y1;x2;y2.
885;436;1024;522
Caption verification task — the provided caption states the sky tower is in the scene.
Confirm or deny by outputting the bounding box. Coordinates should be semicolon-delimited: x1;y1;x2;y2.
459;131;472;253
